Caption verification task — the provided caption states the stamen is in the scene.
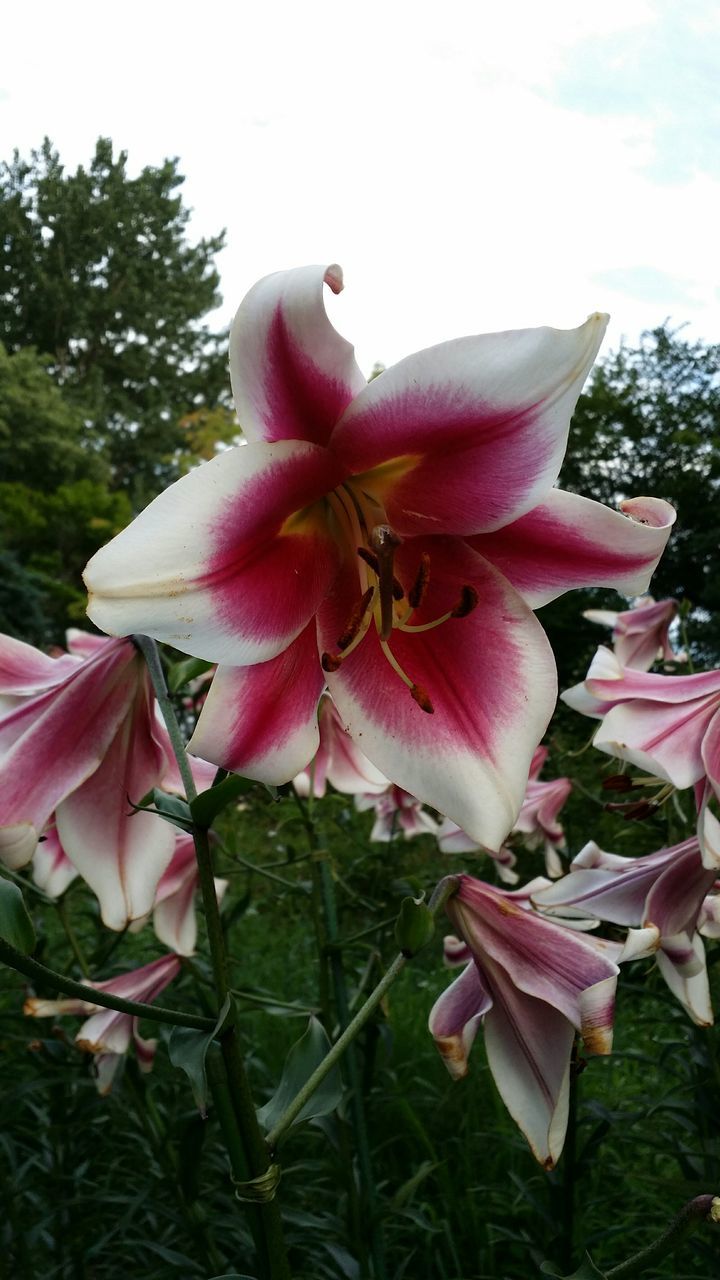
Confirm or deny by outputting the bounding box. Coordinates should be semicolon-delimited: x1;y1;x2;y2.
371;524;402;641
411;684;434;714
408;554;431;610
321;652;342;672
450;586;479;618
337;587;375;651
380;640;434;714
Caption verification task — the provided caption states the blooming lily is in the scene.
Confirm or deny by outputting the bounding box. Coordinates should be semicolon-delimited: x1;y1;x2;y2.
562;646;720;862
32;825;78;899
293;693;388;797
84;265;674;849
24;954;181;1094
428;874;619;1166
150;831;228;956
583;595;679;671
534;838;718;1025
0;630;176;928
355;783;439;842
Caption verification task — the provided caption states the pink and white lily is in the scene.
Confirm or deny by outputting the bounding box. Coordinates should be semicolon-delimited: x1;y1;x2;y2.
355;784;439;842
0;631;176;929
429;874;619;1167
436;818;519;883
562;647;720;863
293;694;388;797
84;265;674;850
31;825;78;899
583;596;679;671
150;832;228;956
24;953;181;1093
533;838;718;1025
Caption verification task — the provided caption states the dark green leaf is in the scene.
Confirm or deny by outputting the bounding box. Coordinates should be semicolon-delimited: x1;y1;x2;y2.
168;995;232;1114
190;773;253;828
540;1255;607;1278
0;879;35;953
167;655;214;693
256;1015;342;1137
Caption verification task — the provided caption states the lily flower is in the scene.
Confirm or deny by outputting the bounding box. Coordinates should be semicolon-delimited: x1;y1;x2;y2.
583;596;679;671
429;874;619;1167
24;954;181;1094
293;694;388;797
151;832;228;956
84;265;674;849
562;647;720;862
0;631;175;928
436;819;519;883
355;783;439;842
32;825;78;899
534;838;718;1025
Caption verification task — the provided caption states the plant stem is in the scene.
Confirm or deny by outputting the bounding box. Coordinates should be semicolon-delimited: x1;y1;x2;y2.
136;634;291;1280
0;938;214;1029
606;1194;718;1277
55;899;90;977
265;872;459;1152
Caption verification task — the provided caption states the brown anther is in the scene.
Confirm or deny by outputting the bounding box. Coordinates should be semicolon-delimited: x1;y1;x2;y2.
410;684;435;714
337;587;375;651
451;585;479;618
392;577;405;601
357;546;381;574
321;652;342;673
604;799;658;822
408;553;431;610
601;774;634;793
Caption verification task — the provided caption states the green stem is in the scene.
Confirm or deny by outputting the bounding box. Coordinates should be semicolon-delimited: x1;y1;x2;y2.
0;938;214;1029
0;866;54;903
265;872;459;1152
606;1194;718;1277
55;898;90;977
225;849;311;893
137;634;291;1280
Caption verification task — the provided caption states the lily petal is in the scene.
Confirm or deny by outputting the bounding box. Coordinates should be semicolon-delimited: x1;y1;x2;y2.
85;441;344;665
468;491;676;608
230;264;365;446
428;959;492;1080
321;541;557;850
330;314;608;537
0;633;80;695
188;621;325;784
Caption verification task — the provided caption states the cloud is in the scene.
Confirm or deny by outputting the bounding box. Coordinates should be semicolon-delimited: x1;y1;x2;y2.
592;266;698;307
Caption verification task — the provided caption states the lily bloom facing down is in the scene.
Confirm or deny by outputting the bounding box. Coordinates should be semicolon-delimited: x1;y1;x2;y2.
584;596;679;671
24;954;181;1094
85;265;674;851
429;875;618;1167
355;783;439;842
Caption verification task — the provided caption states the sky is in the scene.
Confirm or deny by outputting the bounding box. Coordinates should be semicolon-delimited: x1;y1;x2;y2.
2;0;719;374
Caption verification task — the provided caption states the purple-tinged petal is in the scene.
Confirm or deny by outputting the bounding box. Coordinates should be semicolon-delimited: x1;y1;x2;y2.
442;934;473;967
656;934;713;1027
322;541;557;851
469;491;675;608
331;315;607;538
85;441;344;665
230;264;365;447
188;622;325;784
643;841;716;938
428;960;492;1080
593;696;718;789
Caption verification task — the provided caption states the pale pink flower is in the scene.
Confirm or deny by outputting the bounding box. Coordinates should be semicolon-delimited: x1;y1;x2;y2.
84;265;674;851
151;832;228;956
584;596;679;671
355;784;439;842
436;818;519;883
293;694;388;797
31;825;78;899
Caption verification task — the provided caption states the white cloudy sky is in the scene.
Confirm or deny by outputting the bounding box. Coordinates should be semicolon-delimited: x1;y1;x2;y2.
2;0;719;372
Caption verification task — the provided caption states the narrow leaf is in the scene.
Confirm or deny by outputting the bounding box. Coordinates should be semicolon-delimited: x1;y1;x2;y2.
168;995;232;1115
0;880;35;954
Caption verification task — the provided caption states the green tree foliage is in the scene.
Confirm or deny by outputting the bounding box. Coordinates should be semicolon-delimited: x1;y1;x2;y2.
0;137;230;505
544;323;720;680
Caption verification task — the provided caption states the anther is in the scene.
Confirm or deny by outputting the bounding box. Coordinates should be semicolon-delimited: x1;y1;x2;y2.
450;586;479;619
411;684;434;714
337;587;375;651
601;774;634;793
408;554;431;610
321;652;342;673
604;800;658;822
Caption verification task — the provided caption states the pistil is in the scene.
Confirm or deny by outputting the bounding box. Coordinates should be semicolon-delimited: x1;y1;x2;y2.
370;524;402;642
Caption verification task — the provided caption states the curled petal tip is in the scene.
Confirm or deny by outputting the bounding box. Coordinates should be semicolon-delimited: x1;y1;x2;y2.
323;263;344;295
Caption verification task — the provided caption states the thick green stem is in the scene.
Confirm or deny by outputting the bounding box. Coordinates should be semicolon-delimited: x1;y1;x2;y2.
265;873;459;1151
606;1194;718;1277
137;634;291;1280
1;938;214;1029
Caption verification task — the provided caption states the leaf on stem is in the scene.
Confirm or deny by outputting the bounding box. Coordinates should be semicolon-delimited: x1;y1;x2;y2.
540;1256;607;1278
168;994;233;1115
0;880;36;954
256;1015;342;1138
190;773;253;829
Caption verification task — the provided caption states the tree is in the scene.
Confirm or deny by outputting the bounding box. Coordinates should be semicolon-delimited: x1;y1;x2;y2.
543;324;720;679
0;138;230;506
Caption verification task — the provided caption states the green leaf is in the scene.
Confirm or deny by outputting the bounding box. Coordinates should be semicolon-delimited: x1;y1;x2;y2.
168;995;232;1114
0;879;35;953
167;655;214;693
540;1255;607;1278
394;895;435;957
190;772;253;828
256;1015;342;1137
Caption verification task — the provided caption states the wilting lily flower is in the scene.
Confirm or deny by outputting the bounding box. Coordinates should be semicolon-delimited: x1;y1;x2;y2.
151;832;228;956
356;784;439;842
584;596;679;671
84;266;674;849
429;874;619;1166
32;825;78;899
293;694;388;797
534;838;718;1025
563;647;720;862
0;631;175;928
24;954;181;1093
